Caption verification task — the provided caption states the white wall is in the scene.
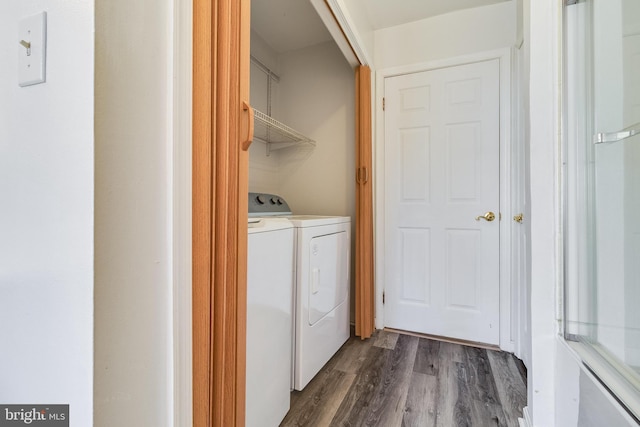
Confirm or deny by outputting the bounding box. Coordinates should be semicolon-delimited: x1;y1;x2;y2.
526;0;560;425
249;31;281;194
248;39;355;219
517;0;524;46
374;2;516;70
94;0;174;425
277;42;355;218
0;2;94;426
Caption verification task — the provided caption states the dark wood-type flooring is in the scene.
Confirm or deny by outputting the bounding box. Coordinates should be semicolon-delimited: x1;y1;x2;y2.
281;330;527;427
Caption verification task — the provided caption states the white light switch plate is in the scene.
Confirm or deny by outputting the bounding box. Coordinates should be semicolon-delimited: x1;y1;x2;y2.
18;12;47;87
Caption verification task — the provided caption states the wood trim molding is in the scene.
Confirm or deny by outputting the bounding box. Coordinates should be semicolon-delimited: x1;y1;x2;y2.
355;65;375;339
192;0;212;424
193;0;250;425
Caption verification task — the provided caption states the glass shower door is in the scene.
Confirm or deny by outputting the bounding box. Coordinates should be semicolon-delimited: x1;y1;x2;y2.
564;0;640;420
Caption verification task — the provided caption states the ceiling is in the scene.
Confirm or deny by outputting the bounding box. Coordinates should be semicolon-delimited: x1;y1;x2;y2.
363;0;511;30
251;0;511;54
251;0;334;54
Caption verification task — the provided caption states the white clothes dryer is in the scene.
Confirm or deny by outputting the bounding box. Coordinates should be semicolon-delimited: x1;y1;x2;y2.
288;215;350;390
249;193;351;391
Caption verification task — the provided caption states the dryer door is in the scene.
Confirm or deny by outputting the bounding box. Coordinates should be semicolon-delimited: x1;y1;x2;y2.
308;231;349;325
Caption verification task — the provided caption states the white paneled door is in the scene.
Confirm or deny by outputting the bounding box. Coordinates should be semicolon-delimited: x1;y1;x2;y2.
384;59;500;345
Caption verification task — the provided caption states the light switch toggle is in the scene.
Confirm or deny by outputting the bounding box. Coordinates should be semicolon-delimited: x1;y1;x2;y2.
19;40;31;56
18;11;47;87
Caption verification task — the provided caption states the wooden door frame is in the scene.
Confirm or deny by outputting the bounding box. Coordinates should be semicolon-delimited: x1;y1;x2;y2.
192;0;252;426
512;45;531;367
374;48;515;352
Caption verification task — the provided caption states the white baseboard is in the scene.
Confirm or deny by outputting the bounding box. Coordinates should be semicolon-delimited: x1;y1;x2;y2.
519;406;533;427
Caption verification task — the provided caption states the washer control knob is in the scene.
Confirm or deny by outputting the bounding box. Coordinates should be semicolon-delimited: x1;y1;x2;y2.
276;198;283;205
270;197;277;205
256;194;266;205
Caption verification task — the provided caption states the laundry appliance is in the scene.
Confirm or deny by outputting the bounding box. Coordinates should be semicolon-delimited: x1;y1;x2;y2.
246;217;294;427
249;192;351;391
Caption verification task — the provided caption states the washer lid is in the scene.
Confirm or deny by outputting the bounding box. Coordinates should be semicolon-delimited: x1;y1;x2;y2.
247;218;293;234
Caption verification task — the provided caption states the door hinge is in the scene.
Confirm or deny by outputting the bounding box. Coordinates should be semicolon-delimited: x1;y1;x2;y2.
382;97;385;111
382;291;385;304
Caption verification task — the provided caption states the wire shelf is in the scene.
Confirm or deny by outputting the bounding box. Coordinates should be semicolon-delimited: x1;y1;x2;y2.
253;109;315;151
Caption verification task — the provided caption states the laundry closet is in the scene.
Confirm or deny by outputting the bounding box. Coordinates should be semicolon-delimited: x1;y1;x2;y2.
245;1;357;425
248;0;356;222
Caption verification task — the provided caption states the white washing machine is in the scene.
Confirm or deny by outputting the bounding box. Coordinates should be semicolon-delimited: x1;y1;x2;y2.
246;217;294;427
249;193;351;391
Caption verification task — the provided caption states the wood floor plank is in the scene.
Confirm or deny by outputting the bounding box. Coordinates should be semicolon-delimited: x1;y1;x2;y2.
373;329;400;350
467;400;509;427
453;361;508;426
401;372;437;427
280;368;355;427
331;334;375;374
361;334;419;426
439;340;467;363
460;347;509;426
413;338;441;376
329;346;389;426
513;355;528;385
463;346;501;405
432;342;464;426
452;361;476;427
487;350;527;427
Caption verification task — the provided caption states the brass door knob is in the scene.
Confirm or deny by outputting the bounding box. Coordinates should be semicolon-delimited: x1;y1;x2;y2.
513;213;524;223
475;211;496;222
